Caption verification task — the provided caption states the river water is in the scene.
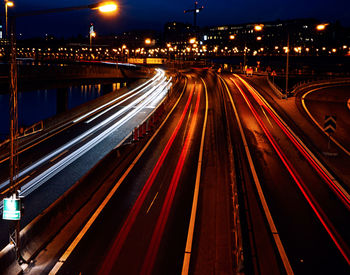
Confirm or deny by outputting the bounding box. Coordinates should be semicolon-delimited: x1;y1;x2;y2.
0;82;126;141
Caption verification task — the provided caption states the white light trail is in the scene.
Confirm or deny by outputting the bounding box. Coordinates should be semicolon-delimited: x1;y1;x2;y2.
0;69;170;200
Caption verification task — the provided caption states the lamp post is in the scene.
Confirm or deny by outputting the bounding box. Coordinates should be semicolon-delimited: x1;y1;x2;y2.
90;31;96;47
4;1;117;264
285;33;290;95
5;0;14;38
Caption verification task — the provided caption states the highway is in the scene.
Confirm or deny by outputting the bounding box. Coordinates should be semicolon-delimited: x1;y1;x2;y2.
221;74;350;274
1;69;349;275
0;69;171;248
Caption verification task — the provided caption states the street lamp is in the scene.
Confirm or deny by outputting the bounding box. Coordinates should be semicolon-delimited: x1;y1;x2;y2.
5;0;14;38
145;38;151;45
316;23;328;31
90;31;96;47
95;2;117;13
5;1;118;264
189;37;196;44
254;24;263;32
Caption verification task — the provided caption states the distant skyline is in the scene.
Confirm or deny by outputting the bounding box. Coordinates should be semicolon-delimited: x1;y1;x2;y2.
7;0;350;38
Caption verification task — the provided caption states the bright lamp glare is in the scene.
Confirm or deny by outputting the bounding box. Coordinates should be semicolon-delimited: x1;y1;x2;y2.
6;1;14;7
316;24;327;31
254;25;263;31
98;3;117;13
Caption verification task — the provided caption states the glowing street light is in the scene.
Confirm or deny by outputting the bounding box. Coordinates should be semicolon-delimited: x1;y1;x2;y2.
189;38;196;44
5;0;14;38
145;38;151;45
316;23;328;31
90;31;96;47
229;34;235;40
96;2;118;13
254;24;263;32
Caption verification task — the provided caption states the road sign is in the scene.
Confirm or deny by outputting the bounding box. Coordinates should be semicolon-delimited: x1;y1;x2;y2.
2;198;21;220
324;115;336;134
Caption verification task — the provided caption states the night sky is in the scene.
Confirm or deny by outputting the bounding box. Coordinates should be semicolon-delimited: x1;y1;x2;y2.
9;0;350;38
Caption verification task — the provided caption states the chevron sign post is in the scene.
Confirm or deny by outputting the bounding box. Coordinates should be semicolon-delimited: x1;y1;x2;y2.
323;115;337;156
324;115;336;134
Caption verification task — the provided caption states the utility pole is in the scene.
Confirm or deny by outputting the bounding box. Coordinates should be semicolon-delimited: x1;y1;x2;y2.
285;33;289;95
184;1;204;29
5;15;24;264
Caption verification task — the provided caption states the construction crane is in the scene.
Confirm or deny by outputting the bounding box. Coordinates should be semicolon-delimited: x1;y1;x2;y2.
184;1;204;28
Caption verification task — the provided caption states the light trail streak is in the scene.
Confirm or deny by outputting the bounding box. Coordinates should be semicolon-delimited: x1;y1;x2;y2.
234;75;350;210
221;76;293;274
73;69;163;123
182;77;208;275
141;86;201;275
98;86;195;275
232;78;350;266
0;71;169;201
19;79;171;197
48;77;188;275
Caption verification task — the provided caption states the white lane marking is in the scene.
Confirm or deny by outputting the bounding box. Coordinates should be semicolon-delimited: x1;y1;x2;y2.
182;77;208;275
146;192;159;214
261;105;274;128
48;77;188;275
224;75;294;275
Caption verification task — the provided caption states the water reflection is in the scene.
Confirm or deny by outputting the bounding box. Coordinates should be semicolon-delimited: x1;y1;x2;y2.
0;82;123;141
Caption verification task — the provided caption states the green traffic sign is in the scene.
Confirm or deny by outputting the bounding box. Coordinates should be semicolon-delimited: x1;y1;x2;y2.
2;198;21;220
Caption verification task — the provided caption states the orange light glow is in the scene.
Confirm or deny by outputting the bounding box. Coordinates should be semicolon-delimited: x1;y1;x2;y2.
98;2;117;13
254;24;263;31
6;1;14;7
316;24;328;31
